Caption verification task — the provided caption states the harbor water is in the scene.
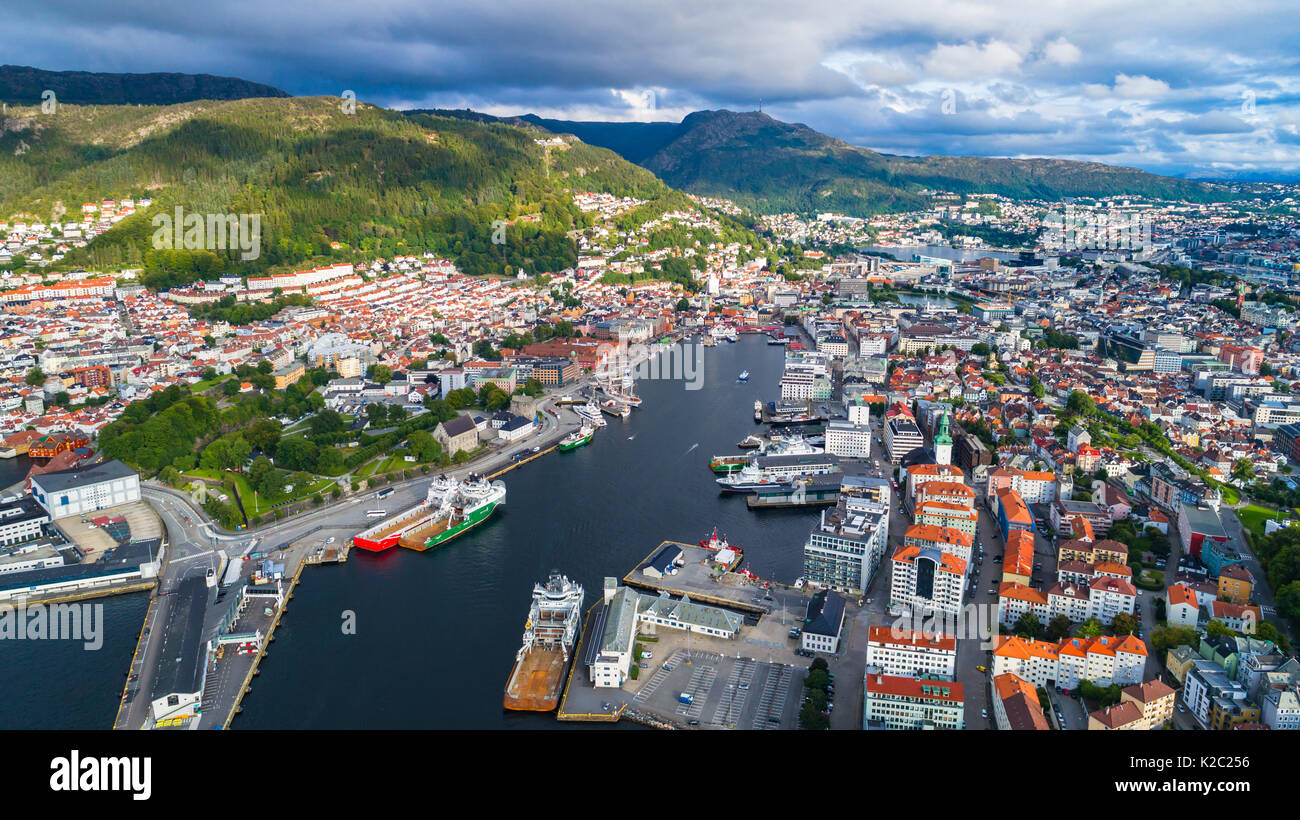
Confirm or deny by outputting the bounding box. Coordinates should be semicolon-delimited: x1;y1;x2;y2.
0;336;823;729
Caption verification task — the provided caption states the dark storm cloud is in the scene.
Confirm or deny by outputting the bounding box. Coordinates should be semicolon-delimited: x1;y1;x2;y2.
5;0;1300;174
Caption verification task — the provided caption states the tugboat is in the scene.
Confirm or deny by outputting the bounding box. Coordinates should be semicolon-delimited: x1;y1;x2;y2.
699;527;743;569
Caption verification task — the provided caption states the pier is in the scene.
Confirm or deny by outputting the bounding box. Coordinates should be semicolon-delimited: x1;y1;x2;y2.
556;602;626;722
623;540;774;615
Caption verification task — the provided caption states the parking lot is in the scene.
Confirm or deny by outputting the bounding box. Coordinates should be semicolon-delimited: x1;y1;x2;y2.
631;648;801;729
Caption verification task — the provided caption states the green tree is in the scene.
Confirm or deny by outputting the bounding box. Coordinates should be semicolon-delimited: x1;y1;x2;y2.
275;436;319;472
1150;625;1199;654
1110;612;1139;636
1077;617;1106;638
25;367;45;386
1205;619;1234;639
1045;614;1073;642
245;418;282;456
1066;390;1095;416
309;408;346;437
1275;580;1300;621
1015;612;1044;639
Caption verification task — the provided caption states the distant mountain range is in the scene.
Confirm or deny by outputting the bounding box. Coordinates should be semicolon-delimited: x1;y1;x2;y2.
0;64;1238;269
0;65;288;106
440;109;1228;216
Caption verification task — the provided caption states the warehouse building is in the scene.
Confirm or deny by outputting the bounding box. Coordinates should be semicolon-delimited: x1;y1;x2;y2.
29;460;141;521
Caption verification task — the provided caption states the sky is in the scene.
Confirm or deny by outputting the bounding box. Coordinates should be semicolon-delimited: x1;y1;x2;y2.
6;0;1300;179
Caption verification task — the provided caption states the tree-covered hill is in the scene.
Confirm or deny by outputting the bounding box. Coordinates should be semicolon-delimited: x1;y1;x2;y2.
0;96;679;284
487;108;1229;216
0;65;288;106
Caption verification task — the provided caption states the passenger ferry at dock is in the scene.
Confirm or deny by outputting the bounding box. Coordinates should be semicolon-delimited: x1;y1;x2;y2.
352;475;506;552
503;572;585;712
709;434;823;473
572;401;607;427
716;453;840;493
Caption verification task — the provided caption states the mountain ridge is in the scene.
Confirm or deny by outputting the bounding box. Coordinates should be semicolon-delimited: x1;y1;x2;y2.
0;65;288;106
435;108;1228;215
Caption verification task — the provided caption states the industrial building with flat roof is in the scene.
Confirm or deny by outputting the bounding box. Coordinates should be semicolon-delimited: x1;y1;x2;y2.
29;460;141;520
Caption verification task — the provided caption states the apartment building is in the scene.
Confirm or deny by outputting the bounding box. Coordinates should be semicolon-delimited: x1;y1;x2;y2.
802;497;890;595
992;672;1050;730
863;674;965;730
865;626;957;680
992;634;1147;689
890;543;967;616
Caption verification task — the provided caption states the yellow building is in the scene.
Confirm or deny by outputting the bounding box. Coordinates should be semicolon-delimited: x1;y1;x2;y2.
273;361;306;390
1165;645;1199;684
1217;564;1254;605
1209;699;1260;731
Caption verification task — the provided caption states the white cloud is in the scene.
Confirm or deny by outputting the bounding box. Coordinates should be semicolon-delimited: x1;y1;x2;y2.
922;40;1023;81
1042;37;1081;66
1112;73;1172;99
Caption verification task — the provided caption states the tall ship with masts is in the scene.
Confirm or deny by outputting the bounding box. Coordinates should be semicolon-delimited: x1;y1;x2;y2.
503;572;586;711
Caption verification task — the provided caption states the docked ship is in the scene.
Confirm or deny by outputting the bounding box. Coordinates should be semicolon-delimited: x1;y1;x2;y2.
759;400;823;427
352;475;506;552
597;373;642;407
736;434;765;449
753;400;763;422
709;434;823;473
716;453;840;493
699;527;744;570
558;426;594;451
709;454;752;474
572;401;607;427
503;572;585;712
